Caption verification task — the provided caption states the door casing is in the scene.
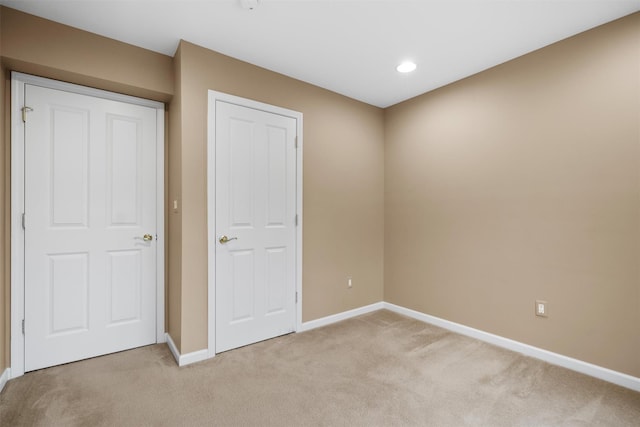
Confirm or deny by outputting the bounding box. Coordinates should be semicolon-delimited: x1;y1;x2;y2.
10;72;166;378
207;91;303;358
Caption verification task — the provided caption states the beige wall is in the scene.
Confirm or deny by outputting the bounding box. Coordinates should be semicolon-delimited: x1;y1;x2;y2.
167;46;183;350
0;7;173;102
1;7;8;374
1;4;7;371
173;41;385;353
384;13;640;377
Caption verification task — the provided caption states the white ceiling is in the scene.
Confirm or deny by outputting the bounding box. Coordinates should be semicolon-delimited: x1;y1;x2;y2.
2;0;639;107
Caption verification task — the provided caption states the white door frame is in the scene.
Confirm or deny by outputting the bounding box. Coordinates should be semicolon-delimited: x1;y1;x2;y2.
207;91;303;358
10;72;166;378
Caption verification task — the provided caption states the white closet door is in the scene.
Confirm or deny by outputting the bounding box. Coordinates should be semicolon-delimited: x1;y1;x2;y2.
24;84;157;371
215;100;297;353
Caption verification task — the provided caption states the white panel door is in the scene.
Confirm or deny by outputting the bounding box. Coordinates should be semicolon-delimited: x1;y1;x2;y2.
215;101;297;352
24;84;157;371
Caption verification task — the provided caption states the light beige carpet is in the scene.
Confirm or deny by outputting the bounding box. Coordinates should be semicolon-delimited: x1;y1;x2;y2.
1;310;639;426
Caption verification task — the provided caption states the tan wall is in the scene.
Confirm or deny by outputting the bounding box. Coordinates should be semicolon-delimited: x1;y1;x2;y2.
167;46;183;350
174;41;385;353
0;7;174;372
384;13;640;377
1;5;7;371
0;7;173;102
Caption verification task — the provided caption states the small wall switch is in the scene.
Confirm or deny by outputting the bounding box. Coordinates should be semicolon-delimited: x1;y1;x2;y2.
172;200;179;213
535;300;548;317
347;276;352;289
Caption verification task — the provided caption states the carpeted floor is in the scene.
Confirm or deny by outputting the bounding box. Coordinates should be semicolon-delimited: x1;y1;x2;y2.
1;310;639;426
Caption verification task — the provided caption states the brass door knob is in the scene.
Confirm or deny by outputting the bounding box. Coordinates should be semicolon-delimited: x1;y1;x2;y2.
219;235;238;244
143;234;153;242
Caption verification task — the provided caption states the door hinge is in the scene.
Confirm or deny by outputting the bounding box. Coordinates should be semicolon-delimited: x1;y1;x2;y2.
21;213;26;230
295;292;298;304
294;136;298;149
22;319;25;335
22;106;33;123
295;214;298;226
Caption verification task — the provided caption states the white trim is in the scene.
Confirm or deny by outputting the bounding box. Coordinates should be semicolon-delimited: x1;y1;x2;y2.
11;72;163;109
207;91;303;358
383;302;640;392
0;368;10;393
10;73;26;379
299;302;385;332
10;72;166;378
155;108;166;344
206;92;216;359
165;333;181;365
296;301;640;392
165;333;209;367
295;112;304;335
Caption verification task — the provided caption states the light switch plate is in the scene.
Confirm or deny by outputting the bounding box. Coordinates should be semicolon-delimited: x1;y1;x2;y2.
535;300;548;317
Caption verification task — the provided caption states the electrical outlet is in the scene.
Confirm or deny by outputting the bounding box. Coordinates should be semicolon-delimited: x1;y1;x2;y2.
535;300;548;317
347;276;352;289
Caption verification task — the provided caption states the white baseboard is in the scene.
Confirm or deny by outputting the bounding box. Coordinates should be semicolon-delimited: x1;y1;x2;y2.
164;301;639;391
299;302;384;332
383;302;640;392
0;368;10;393
165;302;383;364
165;333;210;367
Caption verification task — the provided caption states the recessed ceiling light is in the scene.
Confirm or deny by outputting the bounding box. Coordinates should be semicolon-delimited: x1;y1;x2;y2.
396;61;417;73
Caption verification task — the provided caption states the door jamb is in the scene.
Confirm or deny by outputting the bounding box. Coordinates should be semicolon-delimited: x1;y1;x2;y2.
206;91;303;358
10;72;166;378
